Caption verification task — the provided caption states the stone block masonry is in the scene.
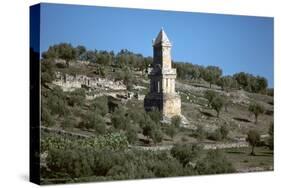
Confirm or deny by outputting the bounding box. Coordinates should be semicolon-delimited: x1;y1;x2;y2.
144;28;182;118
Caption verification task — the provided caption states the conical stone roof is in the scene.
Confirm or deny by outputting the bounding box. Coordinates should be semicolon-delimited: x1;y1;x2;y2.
153;28;172;46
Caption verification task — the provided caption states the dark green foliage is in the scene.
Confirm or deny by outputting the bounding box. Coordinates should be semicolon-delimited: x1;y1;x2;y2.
202;66;222;88
128;108;146;126
171;144;202;167
79;111;106;134
217;76;238;91
233;72;268;93
125;126;138;144
246;130;261;155
165;124;177;139
94;119;106;135
80;50;96;63
41;108;55;127
141;115;163;144
220;124;229;140
210;96;224;118
91;96;108;116
75;45;87;60
67;88;86;107
173;62;202;80
147;108;161;123
151;128;163;144
111;107;129;130
123;69;133;91
196;150;235;174
171;115;181;128
204;90;216;106
41;59;55;84
43;132;190;182
248;102;265;124
255;76;268;94
45;86;69;117
42;43;76;67
61;117;76;129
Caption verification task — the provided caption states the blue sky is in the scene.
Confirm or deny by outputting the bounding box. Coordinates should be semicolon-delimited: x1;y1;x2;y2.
39;3;274;87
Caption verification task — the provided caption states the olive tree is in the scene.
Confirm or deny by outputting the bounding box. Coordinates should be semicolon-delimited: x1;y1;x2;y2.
248;103;265;124
246;130;260;156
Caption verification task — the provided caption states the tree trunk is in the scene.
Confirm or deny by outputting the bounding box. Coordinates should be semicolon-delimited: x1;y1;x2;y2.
217;111;220;118
209;83;212;88
255;114;258;124
251;145;255;155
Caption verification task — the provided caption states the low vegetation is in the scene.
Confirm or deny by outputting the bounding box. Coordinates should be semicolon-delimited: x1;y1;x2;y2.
40;43;273;184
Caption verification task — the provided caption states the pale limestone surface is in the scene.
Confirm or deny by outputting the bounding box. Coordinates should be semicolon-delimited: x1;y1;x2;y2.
144;28;182;119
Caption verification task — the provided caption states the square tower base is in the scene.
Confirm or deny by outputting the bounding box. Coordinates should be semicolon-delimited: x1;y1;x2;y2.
144;93;181;118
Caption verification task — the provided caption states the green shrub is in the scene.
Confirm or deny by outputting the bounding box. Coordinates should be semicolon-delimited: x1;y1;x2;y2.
246;130;261;155
147;108;161;123
92;96;108;116
42;108;55;127
68;88;86;106
248;102;265;124
196;150;235;174
171;115;181;128
61;117;76;129
125;126;138;144
111;107;129;130
171;144;202;167
220;124;229;140
210;96;224;118
166;125;177;139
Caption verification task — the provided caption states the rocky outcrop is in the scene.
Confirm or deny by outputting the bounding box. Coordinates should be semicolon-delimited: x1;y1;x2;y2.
53;72;126;92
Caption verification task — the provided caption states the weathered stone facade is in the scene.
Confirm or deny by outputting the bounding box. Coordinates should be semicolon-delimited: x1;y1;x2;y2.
144;28;181;118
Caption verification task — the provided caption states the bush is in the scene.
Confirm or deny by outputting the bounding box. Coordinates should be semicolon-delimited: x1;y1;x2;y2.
92;96;108;116
61;117;76;129
111;107;129;130
68;88;86;107
196;150;235;174
166;125;177;139
204;90;216;106
248;103;265;124
171;115;181;128
152;158;184;177
42;108;55;127
246;130;261;155
147;108;161;123
41;59;55;84
220;124;229;140
210;96;224;118
125;126;138;144
171;144;202;167
79;111;106;134
141;115;163;144
151;128;163;144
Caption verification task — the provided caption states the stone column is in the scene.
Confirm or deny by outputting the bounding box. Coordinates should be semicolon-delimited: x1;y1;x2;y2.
162;78;166;93
171;79;175;93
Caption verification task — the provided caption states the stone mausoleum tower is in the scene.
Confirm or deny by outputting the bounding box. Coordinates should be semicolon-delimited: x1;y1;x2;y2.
144;28;181;118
